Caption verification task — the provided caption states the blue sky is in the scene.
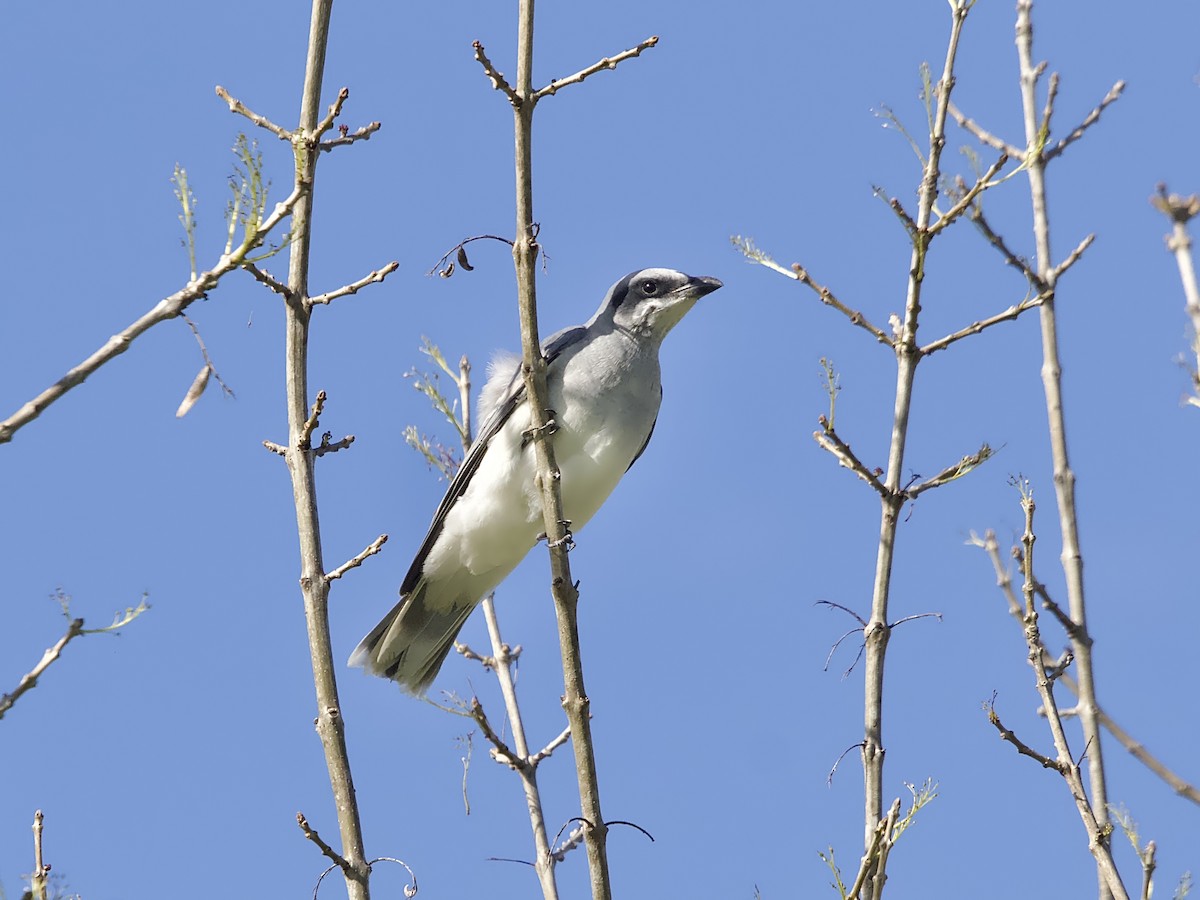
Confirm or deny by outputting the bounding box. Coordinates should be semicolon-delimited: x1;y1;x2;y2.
4;2;1199;897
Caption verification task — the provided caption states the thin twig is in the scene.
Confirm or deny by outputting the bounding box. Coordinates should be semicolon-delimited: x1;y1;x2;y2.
215;85;293;141
181;314;235;399
471;697;528;772
245;262;295;298
928;152;1009;236
320;121;383;152
534;36;659;100
903;443;993;500
0;618;85;720
986;695;1065;772
947;100;1024;158
473;40;520;106
298;812;352;873
1045;81;1125;162
310;261;399;306
792;265;893;345
325;534;388;582
919;291;1049;356
0;185;304;445
813;418;889;498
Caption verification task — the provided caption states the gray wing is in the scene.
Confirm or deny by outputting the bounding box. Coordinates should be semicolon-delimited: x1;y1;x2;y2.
399;326;588;594
626;385;663;472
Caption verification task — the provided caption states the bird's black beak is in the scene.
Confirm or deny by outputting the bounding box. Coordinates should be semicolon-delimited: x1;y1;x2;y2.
688;275;723;297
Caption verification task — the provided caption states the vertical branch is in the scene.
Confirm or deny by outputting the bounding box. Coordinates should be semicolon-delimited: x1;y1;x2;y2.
1016;491;1130;900
457;357;560;900
31;809;48;900
282;2;370;897
508;1;611;896
1013;6;1110;895
859;7;969;895
1151;190;1200;404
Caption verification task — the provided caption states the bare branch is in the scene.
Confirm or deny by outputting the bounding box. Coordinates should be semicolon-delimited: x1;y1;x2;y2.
903;443;993;499
244;262;294;298
297;812;352;873
325;534;388;582
310;261;399;306
263;440;288;456
530;725;573;767
320;120;383;152
314;87;350;139
1045;80;1125;162
0;185;304;445
0;618;84;720
928;152;1009;236
215;85;292;141
947;100;1024;158
793;265;894;346
813;418;889;499
920;292;1048;356
534;36;659;100
470;697;529;772
473;40;520;106
985;694;1065;772
1049;232;1096;282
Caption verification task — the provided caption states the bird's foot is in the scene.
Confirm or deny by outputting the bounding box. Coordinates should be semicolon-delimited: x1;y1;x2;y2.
522;410;559;442
537;520;575;551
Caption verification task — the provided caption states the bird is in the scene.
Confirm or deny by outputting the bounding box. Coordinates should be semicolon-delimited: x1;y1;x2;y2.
350;267;723;693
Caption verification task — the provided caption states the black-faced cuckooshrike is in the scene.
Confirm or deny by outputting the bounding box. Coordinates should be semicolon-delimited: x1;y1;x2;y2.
351;268;723;692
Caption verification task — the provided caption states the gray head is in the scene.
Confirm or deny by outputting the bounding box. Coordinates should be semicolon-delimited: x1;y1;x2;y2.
593;267;723;341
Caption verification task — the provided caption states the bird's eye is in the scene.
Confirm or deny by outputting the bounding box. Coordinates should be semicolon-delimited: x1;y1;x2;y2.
641;280;658;295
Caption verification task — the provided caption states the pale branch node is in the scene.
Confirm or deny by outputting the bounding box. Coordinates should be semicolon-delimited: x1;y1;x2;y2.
947;100;1024;158
0;184;304;445
263;440;288;456
970;528;1200;806
310;261;400;306
472;40;520;106
534;35;659;100
0;618;84;720
1045;80;1125;162
215;85;292;141
313;87;351;139
454;642;498;669
313;432;356;458
792;265;894;345
320;120;383;153
244;262;293;298
928;152;1009;236
297;812;352;872
985;695;1066;772
903;443;993;500
325;534;388;582
813;417;889;499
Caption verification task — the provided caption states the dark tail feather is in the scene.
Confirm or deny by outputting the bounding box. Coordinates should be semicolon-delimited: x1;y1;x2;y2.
348;581;474;694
